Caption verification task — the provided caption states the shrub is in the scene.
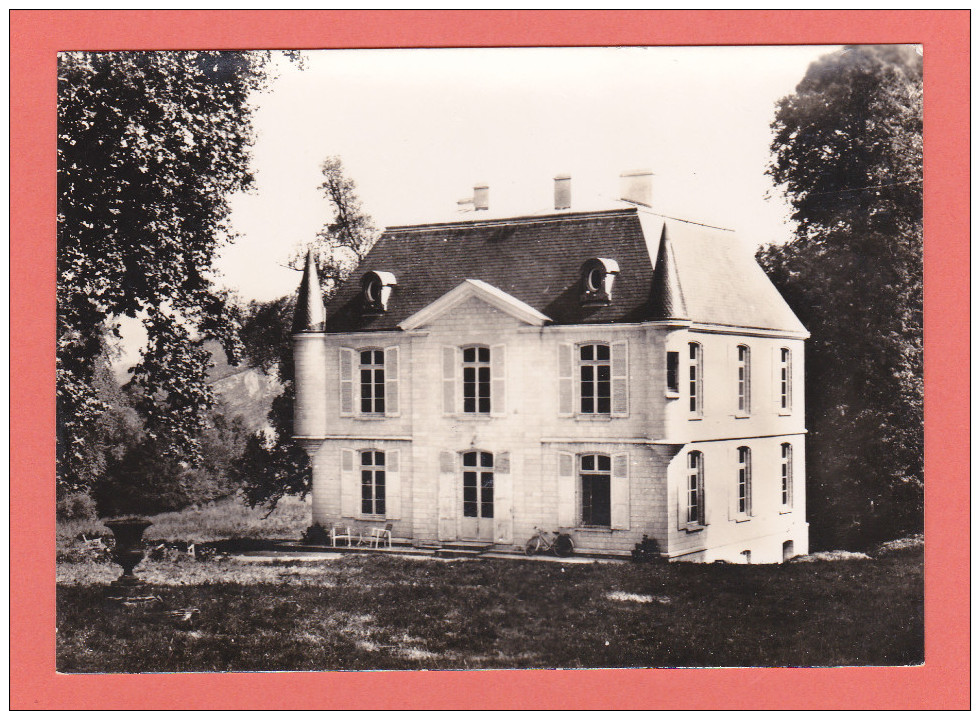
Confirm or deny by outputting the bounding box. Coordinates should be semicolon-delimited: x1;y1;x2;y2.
631;535;664;563
56;490;98;521
301;522;331;545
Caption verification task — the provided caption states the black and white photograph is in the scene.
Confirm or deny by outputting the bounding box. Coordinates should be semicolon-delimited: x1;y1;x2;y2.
55;42;924;673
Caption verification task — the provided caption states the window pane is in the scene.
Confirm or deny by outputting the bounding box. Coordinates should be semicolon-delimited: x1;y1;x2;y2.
597;397;610;414
667;351;679;392
463;451;477;467
690;343;697;360
479;347;490;362
360;351;372;365
463;348;475;362
375;350;384;365
581;365;594;382
581;344;593;361
597;455;611;471
361;451;372;465
478;367;490;382
596;344;610;361
362;471;371;485
375;451;384;466
597;365;610;382
480;452;493;468
581;455;594;470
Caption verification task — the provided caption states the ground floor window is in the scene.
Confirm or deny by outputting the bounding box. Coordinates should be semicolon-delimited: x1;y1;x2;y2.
687;450;704;525
360;450;385;515
580;454;611;526
462;450;494;519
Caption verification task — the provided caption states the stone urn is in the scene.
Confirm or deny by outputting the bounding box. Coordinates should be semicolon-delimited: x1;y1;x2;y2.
105;517;152;594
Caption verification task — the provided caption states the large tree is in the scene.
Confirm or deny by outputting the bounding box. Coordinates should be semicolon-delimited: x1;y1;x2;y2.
237;157;378;509
57;50;290;495
759;45;923;548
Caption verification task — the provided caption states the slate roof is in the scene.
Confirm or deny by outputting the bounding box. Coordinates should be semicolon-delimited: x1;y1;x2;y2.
293;251;326;333
320;207;807;335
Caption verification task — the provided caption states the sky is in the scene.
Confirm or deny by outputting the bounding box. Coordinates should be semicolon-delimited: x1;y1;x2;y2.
212;45;839;304
116;44;839;374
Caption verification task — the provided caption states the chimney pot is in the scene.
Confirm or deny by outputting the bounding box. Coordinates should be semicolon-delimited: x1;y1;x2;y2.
473;184;489;211
554;174;571;210
620;170;653;207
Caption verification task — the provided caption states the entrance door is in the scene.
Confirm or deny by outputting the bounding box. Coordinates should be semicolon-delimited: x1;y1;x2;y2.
460;451;494;541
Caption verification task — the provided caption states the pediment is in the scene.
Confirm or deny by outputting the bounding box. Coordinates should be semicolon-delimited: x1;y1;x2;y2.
398;279;552;330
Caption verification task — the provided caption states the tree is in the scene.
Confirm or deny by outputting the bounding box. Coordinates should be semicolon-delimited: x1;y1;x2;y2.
759;45;923;548
237;158;378;509
57;51;291;495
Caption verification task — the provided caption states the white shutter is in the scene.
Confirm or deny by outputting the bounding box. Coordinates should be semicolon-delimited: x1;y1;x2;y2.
610;453;630;529
611;340;629;417
442;346;457;415
491;344;506;416
772;346;781;410
728;447;738;521
438;450;456;540
494;451;512;543
385;449;401;519
384;346;400;417
558;343;574;416
341;448;357;518
339;348;355;416
557;451;576;528
787;445;794;510
698;457;707;525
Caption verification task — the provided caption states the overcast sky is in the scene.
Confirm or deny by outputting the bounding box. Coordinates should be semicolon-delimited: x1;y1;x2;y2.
212;45;839;304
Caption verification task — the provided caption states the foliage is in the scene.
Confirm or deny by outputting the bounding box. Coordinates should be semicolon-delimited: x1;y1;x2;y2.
237;158;378;509
630;535;664;564
57;546;923;671
57;50;288;495
760;45;923;548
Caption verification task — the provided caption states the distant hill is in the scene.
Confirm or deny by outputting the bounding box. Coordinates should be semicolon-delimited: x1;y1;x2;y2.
201;340;283;434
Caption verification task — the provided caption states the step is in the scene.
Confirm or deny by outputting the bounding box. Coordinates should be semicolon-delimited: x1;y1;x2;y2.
434;548;484;559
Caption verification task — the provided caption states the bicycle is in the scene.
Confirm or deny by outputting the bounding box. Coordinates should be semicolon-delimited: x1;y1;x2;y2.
524;526;574;557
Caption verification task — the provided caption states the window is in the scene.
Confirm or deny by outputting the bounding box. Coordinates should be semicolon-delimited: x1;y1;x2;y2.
781;443;793;509
686;451;705;525
666;351;679;394
462;346;491;414
462;451;494;519
688;342;703;416
360;450;385;516
359;349;385;414
580;258;620;303
737;447;752;516
580;454;612;527
360;270;396;312
580;344;611;414
737;345;751;415
780;348;792;411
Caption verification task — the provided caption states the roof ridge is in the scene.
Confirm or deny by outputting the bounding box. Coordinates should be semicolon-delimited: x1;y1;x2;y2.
385;207;639;233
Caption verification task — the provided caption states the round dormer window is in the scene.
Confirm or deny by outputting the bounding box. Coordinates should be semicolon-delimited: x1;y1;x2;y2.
364;276;382;304
587;267;604;292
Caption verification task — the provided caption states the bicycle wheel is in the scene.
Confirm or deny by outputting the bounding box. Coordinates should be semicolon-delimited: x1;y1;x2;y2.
553;534;573;557
524;537;541;556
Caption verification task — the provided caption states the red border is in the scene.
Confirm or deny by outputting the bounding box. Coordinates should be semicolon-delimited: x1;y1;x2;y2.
11;11;968;710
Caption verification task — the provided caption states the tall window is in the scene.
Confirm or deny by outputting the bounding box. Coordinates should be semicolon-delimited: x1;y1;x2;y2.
360;450;385;516
781;443;793;508
462;346;491;414
579;344;611;414
359;350;385;414
737;446;752;516
666;351;680;394
688;342;703;416
580;454;612;526
687;451;704;525
462;451;494;519
737;345;751;414
780;348;792;411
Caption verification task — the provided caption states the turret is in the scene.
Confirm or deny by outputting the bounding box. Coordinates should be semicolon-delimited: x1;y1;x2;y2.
649;223;688;321
292;251;328;442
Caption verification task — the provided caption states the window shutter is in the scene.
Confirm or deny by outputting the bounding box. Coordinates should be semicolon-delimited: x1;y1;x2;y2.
557;343;574;416
438;450;456;540
611;340;629;417
728;447;738;522
677;478;688;531
772;346;781;410
339;348;355;416
610;453;630;530
340;448;357;518
442;346;456;415
384;346;400;416
494;451;512;543
698;459;707;525
491;344;506;416
386;449;401;519
557;451;576;527
787;446;794;510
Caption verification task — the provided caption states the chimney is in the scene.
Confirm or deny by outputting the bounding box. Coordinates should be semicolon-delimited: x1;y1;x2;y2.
620;170;653;207
473;184;489;211
456;197;474;213
554;174;571;210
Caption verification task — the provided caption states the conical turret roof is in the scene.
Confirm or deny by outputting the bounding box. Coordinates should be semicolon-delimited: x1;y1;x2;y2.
292;251;326;333
649;223;688;320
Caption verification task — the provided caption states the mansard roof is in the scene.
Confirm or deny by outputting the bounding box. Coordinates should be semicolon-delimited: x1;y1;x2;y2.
321;207;807;335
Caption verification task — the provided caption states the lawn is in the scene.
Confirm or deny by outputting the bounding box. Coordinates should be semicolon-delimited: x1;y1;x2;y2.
57;534;923;671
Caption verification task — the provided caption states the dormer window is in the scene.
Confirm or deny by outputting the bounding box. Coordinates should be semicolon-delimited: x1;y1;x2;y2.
361;271;396;312
580;258;619;304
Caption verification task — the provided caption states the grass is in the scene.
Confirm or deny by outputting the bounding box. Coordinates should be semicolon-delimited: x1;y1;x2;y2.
57;547;923;672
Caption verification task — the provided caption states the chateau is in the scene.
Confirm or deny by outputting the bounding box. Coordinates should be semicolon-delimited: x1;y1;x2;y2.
292;174;809;563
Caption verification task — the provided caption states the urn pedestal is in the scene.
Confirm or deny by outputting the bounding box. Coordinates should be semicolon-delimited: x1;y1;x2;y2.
105;517;152;596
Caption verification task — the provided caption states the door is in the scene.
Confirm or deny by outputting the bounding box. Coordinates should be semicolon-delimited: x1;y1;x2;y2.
460;451;494;541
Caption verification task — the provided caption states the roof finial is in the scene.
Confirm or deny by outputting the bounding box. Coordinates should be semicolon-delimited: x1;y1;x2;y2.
650;223;688;320
292;250;326;333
